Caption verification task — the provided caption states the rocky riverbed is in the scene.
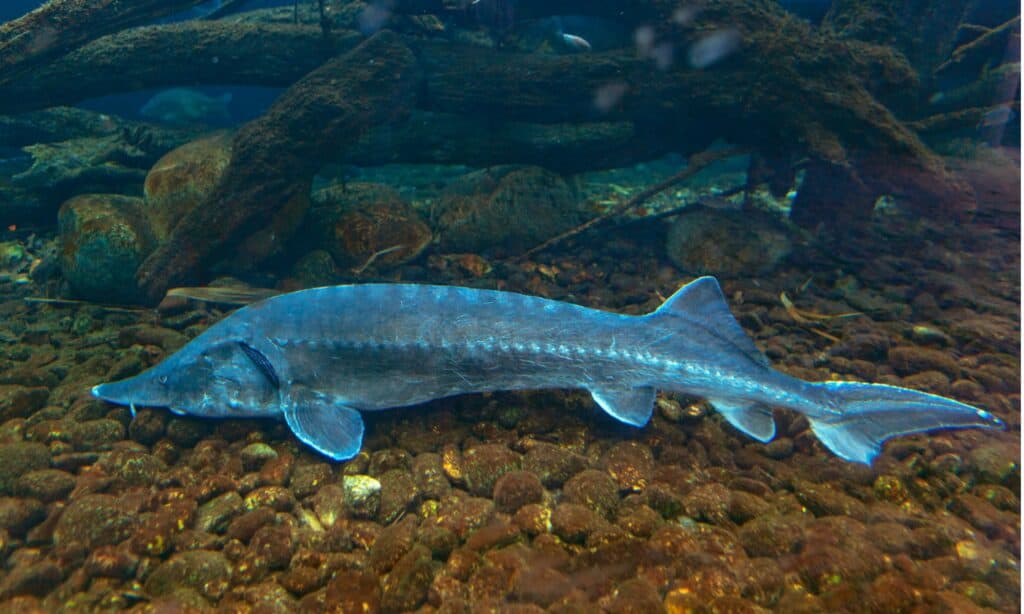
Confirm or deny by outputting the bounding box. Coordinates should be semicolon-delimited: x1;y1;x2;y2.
0;200;1018;612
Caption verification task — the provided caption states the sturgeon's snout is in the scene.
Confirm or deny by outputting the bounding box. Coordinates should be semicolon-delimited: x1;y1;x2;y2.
91;373;171;411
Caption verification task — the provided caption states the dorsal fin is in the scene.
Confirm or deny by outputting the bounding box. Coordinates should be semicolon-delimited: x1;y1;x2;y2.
651;277;769;367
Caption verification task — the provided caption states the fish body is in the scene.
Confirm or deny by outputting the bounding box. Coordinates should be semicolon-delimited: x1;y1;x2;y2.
140;88;232;126
561;33;592;52
92;278;1002;464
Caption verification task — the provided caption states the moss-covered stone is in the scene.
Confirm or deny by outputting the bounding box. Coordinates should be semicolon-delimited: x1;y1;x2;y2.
436;165;582;254
563;469;620;520
144;549;233;602
53;493;137;549
380;544;433;612
492;470;544;514
666;206;792;277
461;444;521;497
143;131;232;240
58;193;156;303
307;183;431;270
0;443;49;495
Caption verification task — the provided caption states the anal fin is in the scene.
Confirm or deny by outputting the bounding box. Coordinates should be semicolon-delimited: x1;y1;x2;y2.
709;398;776;442
590;386;656;427
284;388;365;460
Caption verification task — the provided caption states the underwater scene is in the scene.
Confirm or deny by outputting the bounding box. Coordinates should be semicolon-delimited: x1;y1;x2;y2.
0;0;1020;611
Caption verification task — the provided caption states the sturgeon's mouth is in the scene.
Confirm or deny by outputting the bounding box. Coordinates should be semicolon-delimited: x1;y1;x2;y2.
91;378;172;417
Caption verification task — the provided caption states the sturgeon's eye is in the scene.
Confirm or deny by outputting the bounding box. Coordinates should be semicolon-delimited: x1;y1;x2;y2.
158;375;168;385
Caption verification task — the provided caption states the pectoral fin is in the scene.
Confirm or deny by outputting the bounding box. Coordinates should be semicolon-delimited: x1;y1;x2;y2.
590;385;656;427
709;398;776;442
283;389;365;460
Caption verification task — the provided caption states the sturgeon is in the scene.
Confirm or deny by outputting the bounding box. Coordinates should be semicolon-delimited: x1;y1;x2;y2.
92;278;1003;464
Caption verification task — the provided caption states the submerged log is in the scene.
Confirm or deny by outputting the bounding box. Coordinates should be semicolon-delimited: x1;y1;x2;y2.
0;0;208;85
0;0;978;298
346;112;671;173
0;23;362;115
135;31;417;302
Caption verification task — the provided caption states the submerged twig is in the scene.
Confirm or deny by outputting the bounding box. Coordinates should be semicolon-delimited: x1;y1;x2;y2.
351;245;406;275
24;297;149;313
780;291;862;322
935;15;1020;73
620;184;747;226
516;146;747;260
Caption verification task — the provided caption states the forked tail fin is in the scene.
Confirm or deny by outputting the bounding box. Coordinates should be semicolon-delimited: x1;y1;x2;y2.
806;381;1005;465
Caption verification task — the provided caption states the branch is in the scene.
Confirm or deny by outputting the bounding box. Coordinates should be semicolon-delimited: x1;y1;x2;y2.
516;147;747;259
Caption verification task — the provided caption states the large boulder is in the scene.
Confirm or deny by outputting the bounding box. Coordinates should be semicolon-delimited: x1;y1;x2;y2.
435;165;582;254
306;182;432;271
143;131;232;239
666;206;793;276
58;193;156;302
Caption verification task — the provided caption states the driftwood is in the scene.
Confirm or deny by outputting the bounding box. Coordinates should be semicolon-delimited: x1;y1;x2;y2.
0;23;362;115
0;0;208;85
0;15;961;192
135;31;417;303
0;0;981;301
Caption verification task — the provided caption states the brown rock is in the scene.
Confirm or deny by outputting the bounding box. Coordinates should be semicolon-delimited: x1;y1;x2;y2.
683;483;732;525
417;525;459;559
411;452;451;501
144;549;233;601
793;481;867;518
512;504;550;537
244;486;296;512
600;441;655;493
0;497;45;536
0;443;50;496
492;471;543;513
550;503;606;544
435;166;581;254
53;494;136;549
465;520;521;551
57;193;157;303
617;504;663;538
195;491;245;533
370;515;418;575
728;490;771;525
605;578;662;613
888;346;960;378
380;544;434;613
143;131;233;240
0;386;48;422
950;494;1014;539
83;545;138;580
562;469;620;520
461;444;521;497
309;183;431;270
251;524;293;571
325;569;381;613
127;408;166;445
377;469;418;524
289;462;333;499
0;561;60;600
226;507;276;543
738;514;805;558
512;565;572;608
521;442;587;488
